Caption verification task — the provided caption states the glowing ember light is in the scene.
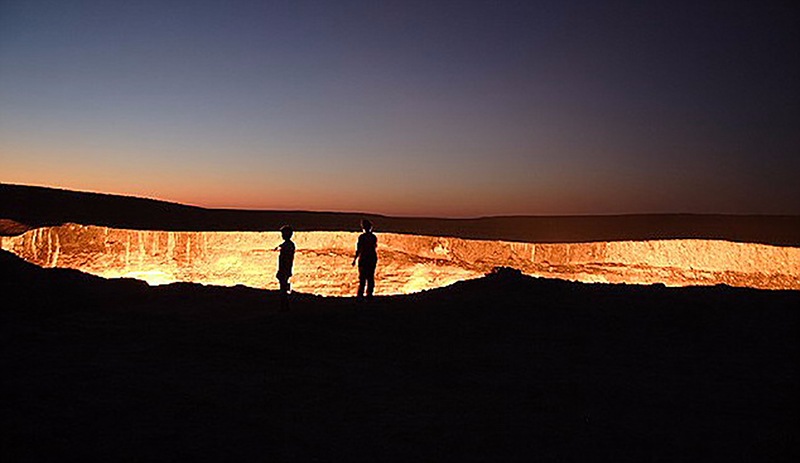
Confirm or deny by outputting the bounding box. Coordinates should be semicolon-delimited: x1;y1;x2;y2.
119;270;177;286
2;223;799;294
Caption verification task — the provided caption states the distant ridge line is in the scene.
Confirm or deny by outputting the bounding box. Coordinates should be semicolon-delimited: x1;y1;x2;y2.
2;183;799;246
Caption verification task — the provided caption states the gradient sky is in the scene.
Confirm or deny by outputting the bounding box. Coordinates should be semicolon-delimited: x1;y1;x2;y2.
1;0;798;216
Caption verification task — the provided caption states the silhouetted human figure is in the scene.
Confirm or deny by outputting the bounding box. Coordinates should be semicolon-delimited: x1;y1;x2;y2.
275;225;295;311
352;219;377;299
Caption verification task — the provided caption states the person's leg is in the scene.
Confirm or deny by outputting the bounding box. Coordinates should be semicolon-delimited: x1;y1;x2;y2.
357;274;366;298
358;264;370;298
366;263;377;298
366;269;375;298
279;278;290;310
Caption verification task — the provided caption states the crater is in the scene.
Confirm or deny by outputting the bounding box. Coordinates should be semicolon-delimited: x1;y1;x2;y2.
2;223;799;294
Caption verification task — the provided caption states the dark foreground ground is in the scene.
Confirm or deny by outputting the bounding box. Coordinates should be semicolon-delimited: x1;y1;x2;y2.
1;250;798;461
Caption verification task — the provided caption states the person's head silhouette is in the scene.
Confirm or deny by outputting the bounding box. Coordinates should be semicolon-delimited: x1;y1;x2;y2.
280;225;293;240
361;219;373;232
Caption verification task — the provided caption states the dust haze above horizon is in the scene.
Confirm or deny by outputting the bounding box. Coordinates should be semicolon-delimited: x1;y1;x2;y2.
1;0;798;217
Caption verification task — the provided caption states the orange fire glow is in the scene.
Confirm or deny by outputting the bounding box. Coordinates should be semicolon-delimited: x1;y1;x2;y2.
2;224;799;295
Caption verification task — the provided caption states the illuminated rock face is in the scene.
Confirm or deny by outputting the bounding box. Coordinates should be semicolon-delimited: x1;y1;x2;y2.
2;224;799;294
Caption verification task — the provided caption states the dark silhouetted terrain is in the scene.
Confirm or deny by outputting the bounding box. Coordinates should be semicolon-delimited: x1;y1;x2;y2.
2;250;798;461
3;183;800;245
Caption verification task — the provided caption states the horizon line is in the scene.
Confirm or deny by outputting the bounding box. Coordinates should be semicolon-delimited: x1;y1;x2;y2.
3;181;799;220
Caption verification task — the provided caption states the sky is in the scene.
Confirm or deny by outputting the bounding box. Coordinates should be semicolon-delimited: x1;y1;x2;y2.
1;0;798;217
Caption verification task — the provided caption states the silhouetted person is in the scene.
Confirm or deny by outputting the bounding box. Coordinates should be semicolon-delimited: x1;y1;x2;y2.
275;225;295;311
352;219;377;299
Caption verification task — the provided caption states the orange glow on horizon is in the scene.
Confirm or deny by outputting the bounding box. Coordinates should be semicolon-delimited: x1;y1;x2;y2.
3;145;730;217
1;176;703;218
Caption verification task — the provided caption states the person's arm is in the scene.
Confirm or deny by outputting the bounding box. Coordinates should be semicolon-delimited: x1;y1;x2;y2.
352;236;361;266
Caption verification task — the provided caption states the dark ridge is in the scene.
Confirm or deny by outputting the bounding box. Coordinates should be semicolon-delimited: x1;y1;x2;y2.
2;182;800;246
0;218;31;236
2;249;798;461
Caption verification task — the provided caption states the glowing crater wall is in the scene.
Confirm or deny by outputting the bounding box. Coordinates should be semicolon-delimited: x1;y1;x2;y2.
2;224;799;294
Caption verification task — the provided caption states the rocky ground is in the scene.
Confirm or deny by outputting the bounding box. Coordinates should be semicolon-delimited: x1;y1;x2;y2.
2;250;798;461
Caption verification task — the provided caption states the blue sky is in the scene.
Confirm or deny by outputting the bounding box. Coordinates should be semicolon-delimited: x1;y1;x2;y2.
1;0;798;215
